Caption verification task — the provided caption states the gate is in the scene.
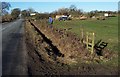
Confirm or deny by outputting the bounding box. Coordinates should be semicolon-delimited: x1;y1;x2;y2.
81;28;95;54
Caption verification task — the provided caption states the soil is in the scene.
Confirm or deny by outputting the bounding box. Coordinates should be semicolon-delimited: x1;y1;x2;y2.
25;20;118;76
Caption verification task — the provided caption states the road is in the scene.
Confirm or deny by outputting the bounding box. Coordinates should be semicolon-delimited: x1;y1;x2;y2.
1;19;28;76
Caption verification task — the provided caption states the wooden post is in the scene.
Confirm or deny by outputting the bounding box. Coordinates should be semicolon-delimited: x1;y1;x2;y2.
86;32;89;49
81;28;84;39
91;32;94;54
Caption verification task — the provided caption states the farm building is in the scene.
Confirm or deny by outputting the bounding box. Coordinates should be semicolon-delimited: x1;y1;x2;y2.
30;13;36;16
55;15;72;21
104;13;109;17
92;16;96;19
55;15;71;19
56;15;62;19
103;13;115;17
80;16;88;20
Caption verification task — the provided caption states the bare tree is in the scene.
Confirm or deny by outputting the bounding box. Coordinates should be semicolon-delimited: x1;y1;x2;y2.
69;5;83;17
27;8;35;13
0;2;11;15
69;5;77;12
11;8;21;19
21;10;30;18
57;8;69;15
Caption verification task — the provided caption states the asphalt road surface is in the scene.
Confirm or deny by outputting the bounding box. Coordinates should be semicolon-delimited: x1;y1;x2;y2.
1;19;28;76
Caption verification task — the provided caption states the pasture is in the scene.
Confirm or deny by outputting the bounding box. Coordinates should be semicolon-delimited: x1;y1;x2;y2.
53;17;118;52
25;17;118;74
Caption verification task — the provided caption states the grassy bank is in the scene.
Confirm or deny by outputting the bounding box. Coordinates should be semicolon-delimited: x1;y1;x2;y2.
53;17;118;52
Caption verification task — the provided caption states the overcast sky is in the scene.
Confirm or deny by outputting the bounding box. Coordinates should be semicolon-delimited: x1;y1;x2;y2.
9;2;118;13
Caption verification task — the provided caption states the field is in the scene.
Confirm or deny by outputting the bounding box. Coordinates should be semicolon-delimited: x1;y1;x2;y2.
25;17;118;75
53;17;118;52
53;17;118;67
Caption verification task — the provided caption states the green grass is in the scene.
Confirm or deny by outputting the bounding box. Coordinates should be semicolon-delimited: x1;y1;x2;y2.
53;17;118;52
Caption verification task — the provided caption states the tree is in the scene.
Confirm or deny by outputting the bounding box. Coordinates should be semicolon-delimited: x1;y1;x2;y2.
57;8;69;15
21;10;30;18
0;2;11;15
69;5;77;12
76;9;83;15
51;5;83;17
87;11;96;18
68;5;83;17
11;8;21;19
37;13;49;19
27;8;35;13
